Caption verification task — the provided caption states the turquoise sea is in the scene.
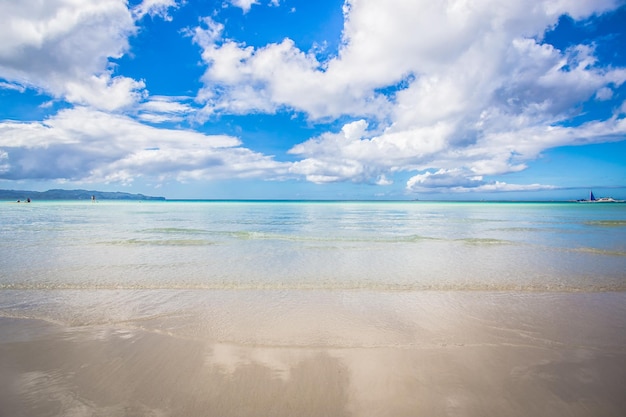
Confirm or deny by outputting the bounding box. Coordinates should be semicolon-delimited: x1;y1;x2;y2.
1;200;625;291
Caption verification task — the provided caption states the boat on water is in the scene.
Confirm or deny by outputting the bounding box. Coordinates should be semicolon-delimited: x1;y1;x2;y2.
577;190;624;203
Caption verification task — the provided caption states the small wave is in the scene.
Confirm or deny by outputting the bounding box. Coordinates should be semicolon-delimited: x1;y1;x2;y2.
131;229;506;245
454;238;511;245
491;227;537;232
140;228;210;234
97;232;513;246
584;220;626;227
571;247;626;257
222;230;438;244
99;239;215;246
2;281;625;292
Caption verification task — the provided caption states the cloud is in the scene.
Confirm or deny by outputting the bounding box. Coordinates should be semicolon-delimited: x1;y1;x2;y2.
405;168;556;193
229;0;259;14
288;113;626;189
137;96;196;124
2;0;625;194
0;149;9;174
288;120;387;184
0;107;287;183
191;16;393;119
260;0;626;192
132;0;180;21
595;87;613;101
193;0;620;121
0;0;143;111
0;81;25;92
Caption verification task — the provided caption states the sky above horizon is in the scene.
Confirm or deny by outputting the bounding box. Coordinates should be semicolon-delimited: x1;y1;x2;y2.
1;0;625;200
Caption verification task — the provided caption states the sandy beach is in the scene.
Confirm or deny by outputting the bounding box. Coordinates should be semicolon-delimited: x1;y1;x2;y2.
2;201;625;416
1;290;625;417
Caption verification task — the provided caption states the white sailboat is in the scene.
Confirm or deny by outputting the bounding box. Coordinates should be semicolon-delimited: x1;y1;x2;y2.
578;190;624;203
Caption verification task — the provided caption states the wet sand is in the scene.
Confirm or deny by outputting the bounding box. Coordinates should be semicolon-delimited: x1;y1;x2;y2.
1;291;625;417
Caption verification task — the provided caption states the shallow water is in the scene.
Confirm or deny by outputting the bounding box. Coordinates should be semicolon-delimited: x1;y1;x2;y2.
1;201;625;291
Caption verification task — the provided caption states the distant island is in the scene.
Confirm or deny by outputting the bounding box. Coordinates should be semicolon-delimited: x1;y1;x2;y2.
0;189;166;201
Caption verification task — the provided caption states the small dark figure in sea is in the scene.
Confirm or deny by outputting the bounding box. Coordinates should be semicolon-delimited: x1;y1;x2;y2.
91;195;96;202
26;198;31;203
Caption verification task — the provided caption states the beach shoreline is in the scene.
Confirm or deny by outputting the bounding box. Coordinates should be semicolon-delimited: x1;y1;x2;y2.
1;290;625;417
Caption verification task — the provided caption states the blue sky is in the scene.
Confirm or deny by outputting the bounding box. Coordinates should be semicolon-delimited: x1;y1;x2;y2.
1;0;625;200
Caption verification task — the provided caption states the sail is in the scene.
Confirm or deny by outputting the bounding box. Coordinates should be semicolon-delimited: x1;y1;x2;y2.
590;190;596;201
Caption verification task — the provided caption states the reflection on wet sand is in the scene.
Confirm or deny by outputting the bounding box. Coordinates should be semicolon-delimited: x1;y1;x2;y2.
1;291;626;417
0;320;351;417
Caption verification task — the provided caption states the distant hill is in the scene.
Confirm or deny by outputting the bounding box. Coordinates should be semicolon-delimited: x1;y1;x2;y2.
0;189;166;201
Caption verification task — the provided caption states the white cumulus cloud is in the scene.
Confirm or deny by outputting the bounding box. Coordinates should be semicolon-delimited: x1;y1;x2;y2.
229;0;259;14
132;0;180;21
0;107;288;183
266;0;626;192
191;15;393;120
405;169;556;193
0;0;145;111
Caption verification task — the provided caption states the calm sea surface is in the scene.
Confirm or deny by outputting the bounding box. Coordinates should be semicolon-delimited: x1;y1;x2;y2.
1;200;625;291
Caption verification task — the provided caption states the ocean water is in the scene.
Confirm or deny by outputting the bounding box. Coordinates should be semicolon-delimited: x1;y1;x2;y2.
1;201;626;416
1;200;625;291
